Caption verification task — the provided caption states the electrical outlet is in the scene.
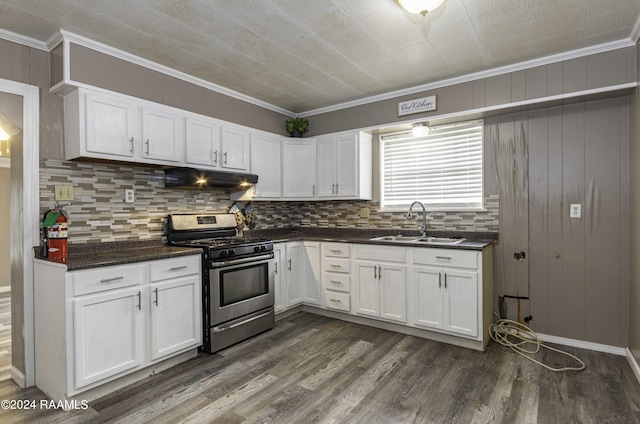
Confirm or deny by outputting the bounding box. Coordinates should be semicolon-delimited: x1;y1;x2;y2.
54;185;74;201
570;203;581;218
360;207;370;218
125;189;135;203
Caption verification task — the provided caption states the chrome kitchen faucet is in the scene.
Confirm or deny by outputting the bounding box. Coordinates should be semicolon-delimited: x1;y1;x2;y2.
407;201;427;237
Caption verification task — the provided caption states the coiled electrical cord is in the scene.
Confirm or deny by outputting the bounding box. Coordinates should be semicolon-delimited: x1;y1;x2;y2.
489;318;586;372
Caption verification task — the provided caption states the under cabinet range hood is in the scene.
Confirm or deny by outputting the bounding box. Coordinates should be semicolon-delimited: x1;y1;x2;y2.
164;167;258;189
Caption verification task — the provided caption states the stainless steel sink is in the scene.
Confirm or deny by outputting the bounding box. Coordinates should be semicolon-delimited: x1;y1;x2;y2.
370;235;465;245
413;237;465;245
369;235;421;242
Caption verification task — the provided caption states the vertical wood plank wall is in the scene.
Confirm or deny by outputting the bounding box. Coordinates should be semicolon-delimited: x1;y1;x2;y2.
495;98;631;347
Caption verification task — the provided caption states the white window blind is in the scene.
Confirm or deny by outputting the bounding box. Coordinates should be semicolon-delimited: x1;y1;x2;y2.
381;119;484;210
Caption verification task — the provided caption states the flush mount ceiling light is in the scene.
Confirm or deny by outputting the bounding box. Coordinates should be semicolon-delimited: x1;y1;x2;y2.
412;122;430;136
395;0;445;16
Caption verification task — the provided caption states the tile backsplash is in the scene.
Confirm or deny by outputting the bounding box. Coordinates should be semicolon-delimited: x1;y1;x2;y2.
40;159;499;244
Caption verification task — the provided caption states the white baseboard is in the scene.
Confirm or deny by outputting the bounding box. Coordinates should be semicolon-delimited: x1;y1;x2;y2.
11;366;26;388
537;333;626;356
626;348;640;386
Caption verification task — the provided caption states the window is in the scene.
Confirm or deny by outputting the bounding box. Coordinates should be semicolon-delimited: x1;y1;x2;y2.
380;119;483;211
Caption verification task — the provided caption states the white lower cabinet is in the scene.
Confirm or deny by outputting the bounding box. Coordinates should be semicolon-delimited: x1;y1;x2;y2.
273;243;286;313
34;254;202;402
354;245;407;323
275;241;321;310
412;248;480;338
301;242;321;305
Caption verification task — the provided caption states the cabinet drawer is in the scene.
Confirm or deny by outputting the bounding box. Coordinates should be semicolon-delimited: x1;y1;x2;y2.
324;291;350;312
72;263;147;296
354;244;406;263
323;243;350;258
323;258;350;274
413;248;478;269
323;273;351;292
150;255;201;281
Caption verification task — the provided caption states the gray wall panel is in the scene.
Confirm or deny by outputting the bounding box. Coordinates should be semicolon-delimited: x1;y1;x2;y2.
563;57;588;94
547;62;563;97
485;74;511;107
587;49;630;89
629;40;640;359
525;66;547;100
511;70;526;102
50;43;63;88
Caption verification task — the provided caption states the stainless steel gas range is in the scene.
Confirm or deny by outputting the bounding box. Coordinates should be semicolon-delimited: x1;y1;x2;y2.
166;213;275;353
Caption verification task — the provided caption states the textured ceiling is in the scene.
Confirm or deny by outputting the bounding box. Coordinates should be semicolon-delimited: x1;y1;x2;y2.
0;0;639;114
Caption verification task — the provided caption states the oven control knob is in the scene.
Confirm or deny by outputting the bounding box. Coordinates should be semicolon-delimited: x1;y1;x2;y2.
260;245;267;251
220;250;228;257
254;246;260;253
228;249;236;256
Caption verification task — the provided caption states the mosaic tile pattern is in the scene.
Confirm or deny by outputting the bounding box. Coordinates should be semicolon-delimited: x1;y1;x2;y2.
39;159;499;244
255;194;500;232
40;159;233;244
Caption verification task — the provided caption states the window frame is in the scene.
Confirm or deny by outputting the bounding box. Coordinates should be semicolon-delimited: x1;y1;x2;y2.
379;119;485;212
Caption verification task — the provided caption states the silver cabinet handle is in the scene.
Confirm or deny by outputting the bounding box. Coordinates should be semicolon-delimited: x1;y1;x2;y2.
330;249;342;254
312;185;315;196
288;259;292;270
373;265;377;279
100;276;124;283
330;264;341;269
145;139;150;156
336;183;339;195
444;273;448;289
332;183;335;195
378;266;382;279
223;151;228;164
436;256;452;261
329;298;341;303
137;291;141;310
154;287;159;306
274;262;278;274
330;280;341;285
170;266;188;271
129;137;134;154
213;150;218;164
438;272;442;288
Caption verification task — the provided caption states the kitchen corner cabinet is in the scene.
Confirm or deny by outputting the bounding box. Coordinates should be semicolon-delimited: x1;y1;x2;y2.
65;88;183;165
250;133;282;199
274;241;320;311
316;132;372;200
354;245;407;323
34;255;201;402
282;138;317;198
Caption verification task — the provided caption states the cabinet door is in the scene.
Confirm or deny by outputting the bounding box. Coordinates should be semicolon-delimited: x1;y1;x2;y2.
273;244;286;313
336;134;358;197
379;265;407;323
185;117;220;168
354;262;380;318
73;287;145;389
250;134;282;198
301;242;321;305
221;126;250;170
316;137;337;198
149;276;202;361
141;107;183;162
413;267;444;329
286;243;303;307
444;269;478;337
85;92;138;158
282;139;316;198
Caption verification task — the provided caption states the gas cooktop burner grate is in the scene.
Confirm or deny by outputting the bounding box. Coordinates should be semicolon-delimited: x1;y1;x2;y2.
181;237;271;249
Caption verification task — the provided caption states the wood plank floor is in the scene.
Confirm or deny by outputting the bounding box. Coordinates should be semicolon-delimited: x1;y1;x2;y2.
1;311;640;423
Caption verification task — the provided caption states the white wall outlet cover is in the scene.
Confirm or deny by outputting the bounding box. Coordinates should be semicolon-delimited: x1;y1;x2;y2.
125;189;135;203
570;203;581;218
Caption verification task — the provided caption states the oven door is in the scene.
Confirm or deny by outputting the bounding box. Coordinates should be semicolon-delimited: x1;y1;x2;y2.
209;253;274;325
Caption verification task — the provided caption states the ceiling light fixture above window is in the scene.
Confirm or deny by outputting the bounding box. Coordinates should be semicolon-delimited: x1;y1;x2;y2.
412;122;430;136
395;0;445;16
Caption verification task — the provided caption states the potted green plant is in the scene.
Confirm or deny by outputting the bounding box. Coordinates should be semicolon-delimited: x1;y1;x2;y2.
285;117;309;137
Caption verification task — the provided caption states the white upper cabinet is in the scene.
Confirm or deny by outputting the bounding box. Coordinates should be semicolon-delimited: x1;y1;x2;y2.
250;133;282;199
80;90;138;158
316;131;372;200
220;125;250;171
282;138;317;198
141;107;183;163
185;116;221;168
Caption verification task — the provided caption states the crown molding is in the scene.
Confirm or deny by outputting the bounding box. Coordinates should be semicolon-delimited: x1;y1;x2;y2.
0;28;48;51
299;38;636;117
57;30;295;117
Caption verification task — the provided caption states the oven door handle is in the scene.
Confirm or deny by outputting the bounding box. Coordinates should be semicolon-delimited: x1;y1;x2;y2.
210;253;274;267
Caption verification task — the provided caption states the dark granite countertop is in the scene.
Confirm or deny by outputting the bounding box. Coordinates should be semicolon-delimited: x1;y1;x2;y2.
247;227;498;251
34;240;202;271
